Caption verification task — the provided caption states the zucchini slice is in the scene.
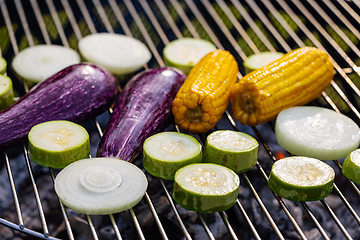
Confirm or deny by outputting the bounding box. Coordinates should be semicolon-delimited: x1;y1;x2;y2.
268;156;335;202
275;106;360;160
0;75;14;110
203;130;258;174
143;132;202;180
28;120;90;169
78;33;151;76
12;44;81;83
172;163;240;213
342;149;360;185
54;157;148;215
163;38;217;74
0;57;7;74
243;51;284;74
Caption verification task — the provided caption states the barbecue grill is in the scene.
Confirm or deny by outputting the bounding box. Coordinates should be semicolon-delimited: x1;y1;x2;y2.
0;0;359;239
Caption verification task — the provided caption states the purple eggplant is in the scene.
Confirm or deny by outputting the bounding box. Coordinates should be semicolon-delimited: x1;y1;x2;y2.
0;63;118;151
97;67;186;162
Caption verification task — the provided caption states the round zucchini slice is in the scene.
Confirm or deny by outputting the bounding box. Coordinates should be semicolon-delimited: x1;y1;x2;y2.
243;51;284;74
275;106;360;160
142;132;202;180
342;149;360;185
0;75;14;110
0;57;7;74
54;157;148;215
203;130;258;174
28;120;90;169
268;156;335;202
173;163;240;213
163;38;216;75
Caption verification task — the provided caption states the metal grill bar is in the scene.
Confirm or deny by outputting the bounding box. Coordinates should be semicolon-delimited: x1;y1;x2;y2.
0;1;359;240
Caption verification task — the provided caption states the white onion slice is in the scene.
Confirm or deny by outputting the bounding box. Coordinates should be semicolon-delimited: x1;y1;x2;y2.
54;157;148;215
275;106;360;160
78;33;151;75
12;44;80;83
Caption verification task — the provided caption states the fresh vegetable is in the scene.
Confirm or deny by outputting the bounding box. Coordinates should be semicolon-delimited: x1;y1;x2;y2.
78;33;151;76
243;51;283;74
163;38;217;75
275;106;360;160
0;75;14;110
12;44;80;83
28;120;90;169
172;49;238;134
203;130;258;174
268;156;335;202
342;149;360;185
172;163;240;213
0;57;7;74
54;157;148;215
0;63;118;151
97;67;186;161
231;47;334;126
142;132;202;180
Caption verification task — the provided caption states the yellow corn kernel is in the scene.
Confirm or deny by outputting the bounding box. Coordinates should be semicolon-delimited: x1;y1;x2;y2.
172;49;238;134
230;47;334;126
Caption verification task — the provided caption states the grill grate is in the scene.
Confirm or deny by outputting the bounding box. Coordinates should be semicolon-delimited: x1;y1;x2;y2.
0;0;359;239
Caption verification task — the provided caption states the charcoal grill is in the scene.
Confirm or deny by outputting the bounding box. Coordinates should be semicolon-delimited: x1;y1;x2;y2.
0;0;359;239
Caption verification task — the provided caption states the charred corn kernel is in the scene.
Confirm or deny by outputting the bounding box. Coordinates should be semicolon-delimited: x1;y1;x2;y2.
230;47;334;126
172;49;238;134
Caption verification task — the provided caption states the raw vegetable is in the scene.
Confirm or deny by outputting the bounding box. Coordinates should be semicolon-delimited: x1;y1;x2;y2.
54;157;148;215
12;44;80;83
172;49;238;134
172;163;240;213
203;130;258;174
142;132;202;180
342;149;360;185
78;33;151;76
97;67;186;161
268;156;335;202
231;47;334;126
28;120;90;169
0;57;7;74
0;75;14;110
243;51;283;74
275;106;360;160
0;63;117;151
163;38;217;75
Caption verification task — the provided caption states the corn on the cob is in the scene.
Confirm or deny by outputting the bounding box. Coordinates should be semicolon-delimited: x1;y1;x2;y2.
230;47;334;126
172;49;238;134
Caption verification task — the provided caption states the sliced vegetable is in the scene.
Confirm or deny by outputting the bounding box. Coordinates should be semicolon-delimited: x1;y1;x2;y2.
0;63;117;151
172;49;238;134
231;47;334;126
0;57;7;74
0;75;14;110
275;106;360;160
78;33;151;76
243;51;284;74
268;156;335;202
97;67;186;161
143;132;202;180
12;44;80;83
203;130;258;174
172;163;240;213
28;120;90;169
54;157;148;215
163;38;217;75
342;149;360;185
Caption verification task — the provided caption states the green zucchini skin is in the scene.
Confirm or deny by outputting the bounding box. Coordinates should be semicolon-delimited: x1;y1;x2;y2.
0;63;118;150
97;67;186;162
